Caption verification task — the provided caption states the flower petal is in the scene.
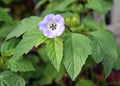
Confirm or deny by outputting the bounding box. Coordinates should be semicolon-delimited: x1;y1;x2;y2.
48;33;57;38
56;25;65;36
44;30;57;38
55;14;65;25
44;14;55;23
39;21;47;32
39;14;65;38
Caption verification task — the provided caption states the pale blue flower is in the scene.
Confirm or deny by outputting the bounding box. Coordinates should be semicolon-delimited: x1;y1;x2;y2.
39;14;65;38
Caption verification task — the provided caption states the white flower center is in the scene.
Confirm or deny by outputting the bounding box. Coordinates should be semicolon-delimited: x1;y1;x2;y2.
47;21;57;32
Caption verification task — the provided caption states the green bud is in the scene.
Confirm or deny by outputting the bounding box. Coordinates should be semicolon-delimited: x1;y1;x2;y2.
72;4;83;13
65;17;71;27
70;13;80;27
65;13;80;33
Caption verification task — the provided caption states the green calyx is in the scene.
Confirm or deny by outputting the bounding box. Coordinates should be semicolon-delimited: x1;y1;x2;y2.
65;13;80;28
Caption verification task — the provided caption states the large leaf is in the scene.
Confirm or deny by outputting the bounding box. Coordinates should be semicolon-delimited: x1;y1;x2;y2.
6;16;42;40
86;0;113;13
45;37;63;71
91;31;118;77
0;7;13;24
0;39;19;57
0;71;26;86
63;33;92;80
5;58;35;72
12;28;46;61
114;45;120;70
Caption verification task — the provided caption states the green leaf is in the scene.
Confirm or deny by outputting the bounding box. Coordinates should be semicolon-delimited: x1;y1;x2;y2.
39;63;64;85
91;39;104;63
12;28;46;61
37;47;49;62
85;0;113;13
0;39;19;57
91;31;118;77
0;7;13;24
26;55;39;65
5;58;35;72
35;0;47;9
103;57;113;78
6;16;42;40
63;33;92;80
100;20;107;31
0;22;19;38
84;15;99;30
0;71;26;86
41;0;75;16
91;31;118;61
114;45;120;70
54;0;76;11
75;79;96;86
45;37;63;71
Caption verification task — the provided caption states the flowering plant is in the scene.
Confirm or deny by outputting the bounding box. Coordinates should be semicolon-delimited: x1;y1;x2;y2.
0;0;119;86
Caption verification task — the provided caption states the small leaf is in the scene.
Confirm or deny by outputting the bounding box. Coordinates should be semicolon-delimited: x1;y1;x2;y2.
12;28;46;61
0;71;26;86
6;16;42;40
91;39;104;63
45;37;63;71
5;58;35;72
103;57;113;78
54;0;76;11
100;20;107;31
63;33;92;80
0;7;13;24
